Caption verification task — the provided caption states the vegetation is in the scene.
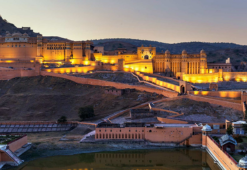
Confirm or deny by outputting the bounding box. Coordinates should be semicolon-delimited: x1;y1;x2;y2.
212;136;219;143
57;116;67;123
226;125;233;135
233;135;243;143
78;106;95;120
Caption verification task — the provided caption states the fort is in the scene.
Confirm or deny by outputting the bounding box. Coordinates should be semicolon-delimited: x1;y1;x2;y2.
1;32;247;170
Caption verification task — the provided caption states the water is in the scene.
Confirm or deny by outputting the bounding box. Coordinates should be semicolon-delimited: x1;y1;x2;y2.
10;149;221;170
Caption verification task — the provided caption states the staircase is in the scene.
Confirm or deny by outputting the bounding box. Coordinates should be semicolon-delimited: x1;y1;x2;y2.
2;147;23;166
177;133;193;145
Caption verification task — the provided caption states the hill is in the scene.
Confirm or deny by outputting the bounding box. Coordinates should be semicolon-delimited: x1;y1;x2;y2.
0;76;162;121
92;38;247;54
0;15;40;37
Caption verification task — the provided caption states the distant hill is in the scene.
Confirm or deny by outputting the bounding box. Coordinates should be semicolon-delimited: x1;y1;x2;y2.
92;38;247;54
92;38;247;64
0;15;40;37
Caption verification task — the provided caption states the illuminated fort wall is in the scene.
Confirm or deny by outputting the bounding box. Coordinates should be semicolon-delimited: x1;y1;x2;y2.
188;91;241;99
181;71;247;83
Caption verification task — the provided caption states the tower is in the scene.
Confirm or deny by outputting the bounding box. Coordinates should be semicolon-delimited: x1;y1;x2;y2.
181;50;188;73
36;35;43;63
201;124;212;147
84;41;92;61
65;42;72;64
200;50;207;74
164;50;171;72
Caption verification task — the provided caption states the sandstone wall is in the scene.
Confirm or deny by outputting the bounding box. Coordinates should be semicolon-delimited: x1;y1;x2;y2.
41;71;178;98
0;69;37;80
206;136;238;170
186;95;242;111
8;135;28;152
188;91;241;99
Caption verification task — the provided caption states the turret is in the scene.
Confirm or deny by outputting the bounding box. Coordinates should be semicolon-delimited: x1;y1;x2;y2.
36;35;43;63
200;49;207;74
181;50;188;73
201;124;212;147
239;155;247;170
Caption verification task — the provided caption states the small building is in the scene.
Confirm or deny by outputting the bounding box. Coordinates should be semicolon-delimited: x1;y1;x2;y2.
219;134;237;152
130;109;155;119
104;88;124;96
104;88;135;96
232;121;246;135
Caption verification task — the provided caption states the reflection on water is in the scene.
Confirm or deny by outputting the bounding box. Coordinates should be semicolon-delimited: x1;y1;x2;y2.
12;149;221;170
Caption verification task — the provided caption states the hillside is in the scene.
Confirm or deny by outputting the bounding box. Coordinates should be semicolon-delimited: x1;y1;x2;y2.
0;15;40;37
92;38;247;54
0;76;162;121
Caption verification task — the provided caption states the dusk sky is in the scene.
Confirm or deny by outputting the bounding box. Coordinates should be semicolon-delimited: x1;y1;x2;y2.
1;0;247;44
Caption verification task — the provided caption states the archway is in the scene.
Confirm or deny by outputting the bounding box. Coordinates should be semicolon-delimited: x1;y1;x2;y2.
180;85;185;94
144;55;149;59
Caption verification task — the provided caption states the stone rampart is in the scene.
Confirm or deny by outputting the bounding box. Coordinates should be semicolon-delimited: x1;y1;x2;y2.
41;71;178;98
188;91;241;99
186;95;242;111
0;70;37;80
157;117;188;124
8;135;27;152
206;136;239;170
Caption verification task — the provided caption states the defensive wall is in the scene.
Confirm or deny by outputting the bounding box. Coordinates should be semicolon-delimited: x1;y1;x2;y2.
205;135;239;170
188;91;241;99
8;135;28;152
181;70;247;83
0;70;38;80
40;71;178;98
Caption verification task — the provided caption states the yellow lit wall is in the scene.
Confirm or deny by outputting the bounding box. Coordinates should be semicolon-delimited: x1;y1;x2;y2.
189;91;241;99
45;66;96;74
124;60;153;73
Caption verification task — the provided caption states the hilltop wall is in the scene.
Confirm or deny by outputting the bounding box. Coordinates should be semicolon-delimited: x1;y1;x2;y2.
41;71;178;98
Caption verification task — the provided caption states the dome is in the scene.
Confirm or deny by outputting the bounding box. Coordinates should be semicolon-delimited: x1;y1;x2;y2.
182;50;187;54
239;155;247;168
165;50;170;54
200;49;206;54
201;124;212;132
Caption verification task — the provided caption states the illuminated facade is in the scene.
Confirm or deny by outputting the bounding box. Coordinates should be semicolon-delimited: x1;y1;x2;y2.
94;45;207;74
0;33;93;65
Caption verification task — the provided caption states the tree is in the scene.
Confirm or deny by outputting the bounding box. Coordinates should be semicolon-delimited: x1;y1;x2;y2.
57;116;67;123
226;125;233;135
78;106;95;121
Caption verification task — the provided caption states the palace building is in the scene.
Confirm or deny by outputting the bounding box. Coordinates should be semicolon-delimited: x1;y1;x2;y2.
0;33;208;76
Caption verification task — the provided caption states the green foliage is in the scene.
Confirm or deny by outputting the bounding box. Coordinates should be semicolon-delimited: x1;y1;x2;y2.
234;135;243;143
212;136;219;143
78;105;95;121
57;116;67;123
226;125;233;135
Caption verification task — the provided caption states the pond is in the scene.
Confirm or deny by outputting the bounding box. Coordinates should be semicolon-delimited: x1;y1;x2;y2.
8;149;221;170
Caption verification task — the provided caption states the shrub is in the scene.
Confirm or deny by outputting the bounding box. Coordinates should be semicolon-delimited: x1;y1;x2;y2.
226;125;233;135
234;135;243;143
78;105;95;121
57;116;67;123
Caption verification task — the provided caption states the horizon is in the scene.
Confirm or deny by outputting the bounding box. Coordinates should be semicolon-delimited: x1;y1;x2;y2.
1;0;247;45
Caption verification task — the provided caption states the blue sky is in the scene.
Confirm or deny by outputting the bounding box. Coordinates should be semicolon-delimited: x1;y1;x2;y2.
1;0;247;44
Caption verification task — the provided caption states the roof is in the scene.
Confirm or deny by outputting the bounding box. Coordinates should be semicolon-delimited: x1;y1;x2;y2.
232;121;247;125
201;124;212;132
154;124;195;128
219;134;237;146
130;109;151;114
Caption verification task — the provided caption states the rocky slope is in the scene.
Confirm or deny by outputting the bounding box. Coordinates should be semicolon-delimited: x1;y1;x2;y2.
0;76;162;121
